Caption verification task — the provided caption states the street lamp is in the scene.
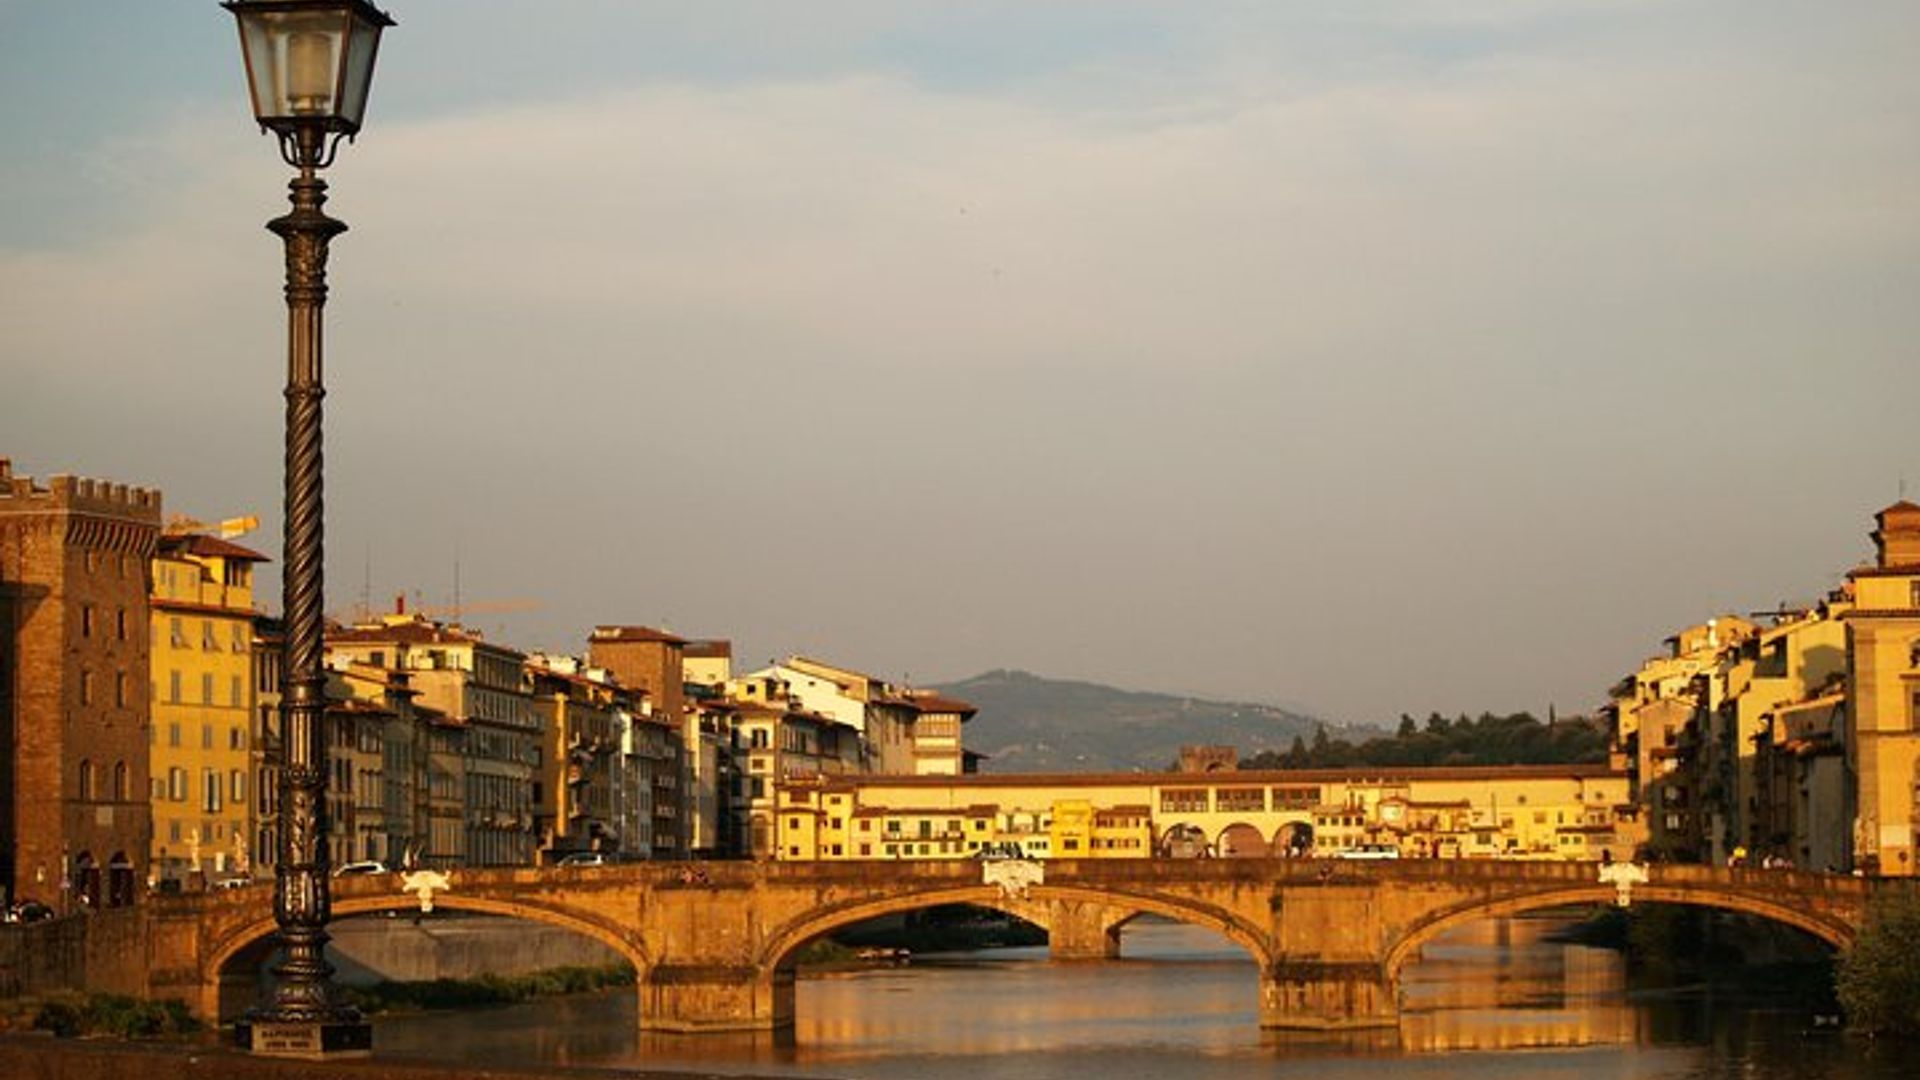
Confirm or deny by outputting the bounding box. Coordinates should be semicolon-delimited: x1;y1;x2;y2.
222;0;394;1059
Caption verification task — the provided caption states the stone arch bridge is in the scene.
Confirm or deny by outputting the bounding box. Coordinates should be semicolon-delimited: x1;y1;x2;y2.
131;859;1886;1032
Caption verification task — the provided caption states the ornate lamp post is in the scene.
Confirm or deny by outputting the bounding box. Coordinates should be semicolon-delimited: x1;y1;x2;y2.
222;0;394;1058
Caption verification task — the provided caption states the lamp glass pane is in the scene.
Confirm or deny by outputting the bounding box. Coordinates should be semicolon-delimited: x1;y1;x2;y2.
237;9;350;123
336;11;386;129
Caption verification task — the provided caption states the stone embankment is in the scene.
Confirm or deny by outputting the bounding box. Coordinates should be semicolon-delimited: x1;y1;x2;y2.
0;1035;786;1080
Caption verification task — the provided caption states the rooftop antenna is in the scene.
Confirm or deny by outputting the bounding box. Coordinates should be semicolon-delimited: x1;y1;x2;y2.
360;541;372;624
453;557;462;626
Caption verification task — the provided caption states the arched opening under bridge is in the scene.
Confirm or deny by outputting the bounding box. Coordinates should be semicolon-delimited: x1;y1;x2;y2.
206;896;642;1024
765;894;1264;1052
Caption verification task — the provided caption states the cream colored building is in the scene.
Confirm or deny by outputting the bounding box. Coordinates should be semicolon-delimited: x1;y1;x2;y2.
1844;501;1920;877
327;613;539;867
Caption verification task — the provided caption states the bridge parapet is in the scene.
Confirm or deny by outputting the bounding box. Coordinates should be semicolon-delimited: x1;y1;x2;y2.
126;858;1889;1035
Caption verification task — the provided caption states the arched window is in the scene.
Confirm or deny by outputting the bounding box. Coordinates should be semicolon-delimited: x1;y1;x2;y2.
78;759;95;801
113;761;130;802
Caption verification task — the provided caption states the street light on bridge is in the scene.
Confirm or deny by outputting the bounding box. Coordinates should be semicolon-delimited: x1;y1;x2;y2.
221;0;394;1058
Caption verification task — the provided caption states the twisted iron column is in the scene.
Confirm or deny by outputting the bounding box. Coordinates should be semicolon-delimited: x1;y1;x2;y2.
238;159;370;1055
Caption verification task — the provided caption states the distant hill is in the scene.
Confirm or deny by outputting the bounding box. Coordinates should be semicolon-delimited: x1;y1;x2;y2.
933;669;1337;774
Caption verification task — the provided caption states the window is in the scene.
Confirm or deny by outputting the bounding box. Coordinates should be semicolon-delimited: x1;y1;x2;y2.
231;675;243;707
229;727;243;751
201;673;213;704
80;605;93;638
202;621;217;651
231;771;246;803
203;769;221;812
116;609;127;640
78;760;95;801
169;671;181;704
202;724;213;750
170;617;185;648
1160;788;1208;814
114;761;129;801
168;722;181;748
79;670;93;706
1217;787;1266;813
168;767;187;801
115;672;127;708
1274;785;1319;809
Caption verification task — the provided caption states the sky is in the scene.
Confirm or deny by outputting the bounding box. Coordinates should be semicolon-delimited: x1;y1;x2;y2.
4;1;1918;726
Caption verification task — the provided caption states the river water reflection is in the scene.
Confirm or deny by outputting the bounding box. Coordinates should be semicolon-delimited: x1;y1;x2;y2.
372;916;1917;1078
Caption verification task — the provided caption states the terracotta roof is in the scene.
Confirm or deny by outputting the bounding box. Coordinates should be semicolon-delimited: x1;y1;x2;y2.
811;763;1627;790
329;619;504;650
591;625;687;645
159;533;271;563
907;692;978;717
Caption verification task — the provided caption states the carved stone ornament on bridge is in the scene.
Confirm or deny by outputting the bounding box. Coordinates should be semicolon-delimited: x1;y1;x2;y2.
1598;861;1650;907
983;858;1044;900
399;869;453;914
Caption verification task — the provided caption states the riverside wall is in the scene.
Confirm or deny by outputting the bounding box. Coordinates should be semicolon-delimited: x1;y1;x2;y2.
0;1036;786;1080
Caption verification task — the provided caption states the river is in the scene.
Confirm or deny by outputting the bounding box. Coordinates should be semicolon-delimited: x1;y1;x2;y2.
369;915;1917;1078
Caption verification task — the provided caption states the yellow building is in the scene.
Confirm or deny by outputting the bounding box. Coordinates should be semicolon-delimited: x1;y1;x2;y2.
774;765;1635;863
1844;501;1920;877
149;532;266;886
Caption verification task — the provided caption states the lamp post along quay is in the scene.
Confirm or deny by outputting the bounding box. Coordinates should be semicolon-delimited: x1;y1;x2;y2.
222;0;394;1059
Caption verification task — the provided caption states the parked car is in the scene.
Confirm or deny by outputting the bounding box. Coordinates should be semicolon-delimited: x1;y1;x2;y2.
210;876;253;891
4;900;53;923
332;860;389;877
1335;844;1402;860
555;851;608;868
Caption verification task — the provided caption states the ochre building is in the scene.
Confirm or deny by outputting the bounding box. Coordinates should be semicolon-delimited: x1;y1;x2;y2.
772;765;1637;863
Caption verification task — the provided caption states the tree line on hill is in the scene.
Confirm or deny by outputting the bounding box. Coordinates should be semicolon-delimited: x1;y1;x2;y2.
1238;710;1610;770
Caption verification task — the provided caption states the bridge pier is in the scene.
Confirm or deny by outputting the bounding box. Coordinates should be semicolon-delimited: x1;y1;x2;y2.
640;964;790;1032
1045;899;1129;960
1259;961;1397;1030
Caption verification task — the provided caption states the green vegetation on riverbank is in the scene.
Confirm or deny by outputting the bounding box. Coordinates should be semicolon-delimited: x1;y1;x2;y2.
335;963;635;1015
1837;892;1920;1036
0;992;199;1039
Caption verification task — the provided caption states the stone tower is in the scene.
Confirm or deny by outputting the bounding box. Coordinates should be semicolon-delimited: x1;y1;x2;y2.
0;459;162;910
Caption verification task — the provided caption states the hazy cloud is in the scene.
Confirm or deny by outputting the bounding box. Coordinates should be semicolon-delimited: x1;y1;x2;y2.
5;2;1917;722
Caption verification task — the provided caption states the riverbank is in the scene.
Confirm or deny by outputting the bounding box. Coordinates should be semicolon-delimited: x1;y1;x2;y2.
0;1034;795;1080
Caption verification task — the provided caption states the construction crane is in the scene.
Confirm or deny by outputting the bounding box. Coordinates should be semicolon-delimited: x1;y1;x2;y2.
163;513;260;539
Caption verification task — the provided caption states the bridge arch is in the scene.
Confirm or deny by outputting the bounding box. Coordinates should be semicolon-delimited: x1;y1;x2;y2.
203;893;651;1020
1382;883;1856;983
756;882;1274;974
